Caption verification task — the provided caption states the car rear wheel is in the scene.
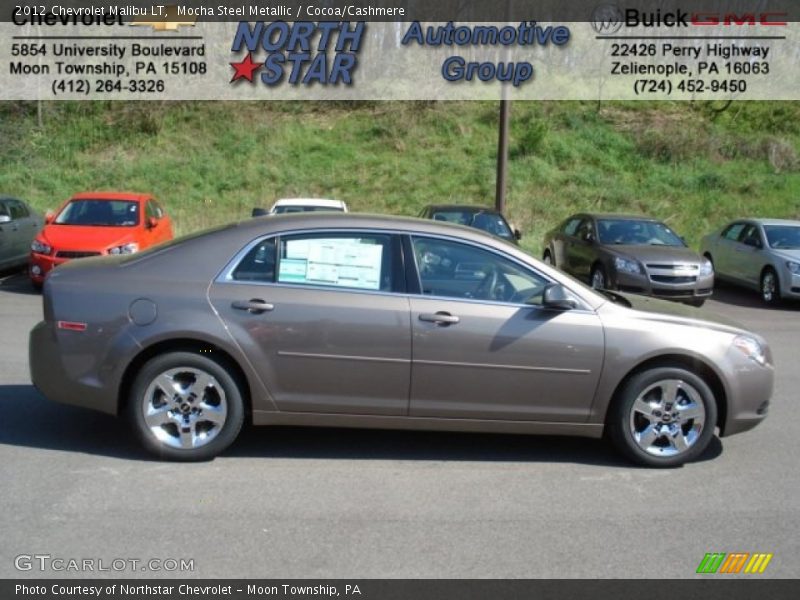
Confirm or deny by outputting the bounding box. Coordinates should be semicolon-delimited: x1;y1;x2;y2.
128;352;245;461
761;268;780;306
590;265;607;290
608;367;717;468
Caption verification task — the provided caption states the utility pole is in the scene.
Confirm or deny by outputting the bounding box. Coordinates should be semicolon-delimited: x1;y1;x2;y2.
495;99;510;213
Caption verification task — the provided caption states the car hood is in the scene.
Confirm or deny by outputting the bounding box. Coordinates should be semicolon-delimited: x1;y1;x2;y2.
40;225;136;251
607;244;702;264
605;291;747;334
772;248;800;262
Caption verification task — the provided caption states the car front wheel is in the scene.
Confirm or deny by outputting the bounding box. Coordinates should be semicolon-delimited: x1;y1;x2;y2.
128;352;245;461
591;265;608;290
761;268;781;306
608;367;717;467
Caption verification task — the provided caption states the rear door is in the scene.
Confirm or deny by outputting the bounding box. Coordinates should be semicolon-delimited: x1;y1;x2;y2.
407;235;604;422
209;231;411;415
715;222;746;281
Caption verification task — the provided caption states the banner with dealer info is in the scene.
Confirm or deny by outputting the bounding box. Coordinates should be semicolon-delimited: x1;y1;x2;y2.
1;1;799;100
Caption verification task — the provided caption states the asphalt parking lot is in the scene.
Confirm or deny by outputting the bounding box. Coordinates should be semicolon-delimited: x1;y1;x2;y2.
0;269;798;579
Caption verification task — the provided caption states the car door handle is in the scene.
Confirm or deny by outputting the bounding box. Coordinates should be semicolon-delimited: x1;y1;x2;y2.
419;312;460;326
231;299;274;314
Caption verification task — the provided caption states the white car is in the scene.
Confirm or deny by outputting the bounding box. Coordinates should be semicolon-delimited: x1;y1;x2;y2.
268;198;348;215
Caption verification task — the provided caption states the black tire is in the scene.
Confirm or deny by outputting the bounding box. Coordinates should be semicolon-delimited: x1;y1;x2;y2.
686;298;706;308
607;367;718;468
590;264;608;290
128;351;245;461
760;268;781;306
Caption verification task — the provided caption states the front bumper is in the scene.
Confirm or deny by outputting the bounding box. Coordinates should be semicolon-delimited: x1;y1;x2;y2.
29;252;68;284
780;268;800;300
614;269;714;301
720;343;774;437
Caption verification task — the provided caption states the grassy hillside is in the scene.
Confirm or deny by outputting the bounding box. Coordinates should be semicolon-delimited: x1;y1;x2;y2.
1;101;798;256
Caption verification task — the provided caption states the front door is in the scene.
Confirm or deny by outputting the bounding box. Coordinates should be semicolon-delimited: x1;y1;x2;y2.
408;236;604;422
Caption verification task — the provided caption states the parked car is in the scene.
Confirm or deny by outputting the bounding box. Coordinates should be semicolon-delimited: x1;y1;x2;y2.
29;192;173;287
417;204;521;244
542;213;714;306
700;218;800;305
0;196;43;271
30;214;772;467
266;198;348;215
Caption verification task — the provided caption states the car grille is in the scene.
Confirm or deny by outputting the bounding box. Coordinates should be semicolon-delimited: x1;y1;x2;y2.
646;263;698;285
55;250;102;259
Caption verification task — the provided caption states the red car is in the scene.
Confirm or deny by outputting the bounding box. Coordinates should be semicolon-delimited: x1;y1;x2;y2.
29;192;173;287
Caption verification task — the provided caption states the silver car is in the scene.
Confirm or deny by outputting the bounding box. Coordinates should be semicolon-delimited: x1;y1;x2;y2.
701;219;800;305
29;214;773;466
0;196;43;271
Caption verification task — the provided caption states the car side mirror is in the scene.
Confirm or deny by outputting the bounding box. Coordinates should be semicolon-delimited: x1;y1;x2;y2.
147;216;158;229
743;237;761;249
44;211;55;224
0;215;10;224
583;231;594;243
251;207;269;217
542;283;578;310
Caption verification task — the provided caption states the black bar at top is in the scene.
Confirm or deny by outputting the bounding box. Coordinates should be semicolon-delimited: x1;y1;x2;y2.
2;0;800;23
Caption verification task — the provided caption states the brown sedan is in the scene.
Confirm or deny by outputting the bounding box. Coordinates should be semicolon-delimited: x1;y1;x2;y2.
29;214;772;466
543;213;714;306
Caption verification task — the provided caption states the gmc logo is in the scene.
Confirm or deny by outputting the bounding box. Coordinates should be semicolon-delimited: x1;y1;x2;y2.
691;12;787;26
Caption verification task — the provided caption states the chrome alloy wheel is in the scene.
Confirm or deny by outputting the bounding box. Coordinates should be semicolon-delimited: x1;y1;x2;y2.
628;379;706;457
591;268;606;290
761;271;777;303
141;367;228;450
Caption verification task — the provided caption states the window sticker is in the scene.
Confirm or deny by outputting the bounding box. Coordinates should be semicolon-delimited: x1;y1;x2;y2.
279;238;383;290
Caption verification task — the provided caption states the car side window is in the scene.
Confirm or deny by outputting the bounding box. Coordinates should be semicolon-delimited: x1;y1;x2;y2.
722;223;745;241
0;202;9;219
575;219;593;241
145;200;163;220
411;236;549;304
562;218;581;237
8;200;29;220
277;233;394;292
232;238;277;283
738;225;762;247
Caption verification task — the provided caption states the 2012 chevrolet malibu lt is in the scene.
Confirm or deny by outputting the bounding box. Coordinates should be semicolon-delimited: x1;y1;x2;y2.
29;214;773;466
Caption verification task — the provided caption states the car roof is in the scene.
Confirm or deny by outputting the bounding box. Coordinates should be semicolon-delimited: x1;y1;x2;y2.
70;191;151;202
745;218;800;226
425;204;498;213
580;213;659;221
272;198;346;208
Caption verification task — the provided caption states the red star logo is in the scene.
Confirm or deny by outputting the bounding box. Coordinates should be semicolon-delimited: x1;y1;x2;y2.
230;53;261;83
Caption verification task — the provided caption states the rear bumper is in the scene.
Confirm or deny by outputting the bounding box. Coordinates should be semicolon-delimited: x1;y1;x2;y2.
29;320;118;415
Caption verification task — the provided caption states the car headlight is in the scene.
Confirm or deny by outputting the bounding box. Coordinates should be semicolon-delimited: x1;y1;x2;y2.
31;239;52;254
699;258;714;277
108;243;139;255
614;256;642;275
733;335;767;366
786;261;800;275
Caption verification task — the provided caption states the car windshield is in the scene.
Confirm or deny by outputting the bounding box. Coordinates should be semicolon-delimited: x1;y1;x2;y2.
597;219;684;246
55;199;139;227
273;205;344;214
764;225;800;249
432;210;514;240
